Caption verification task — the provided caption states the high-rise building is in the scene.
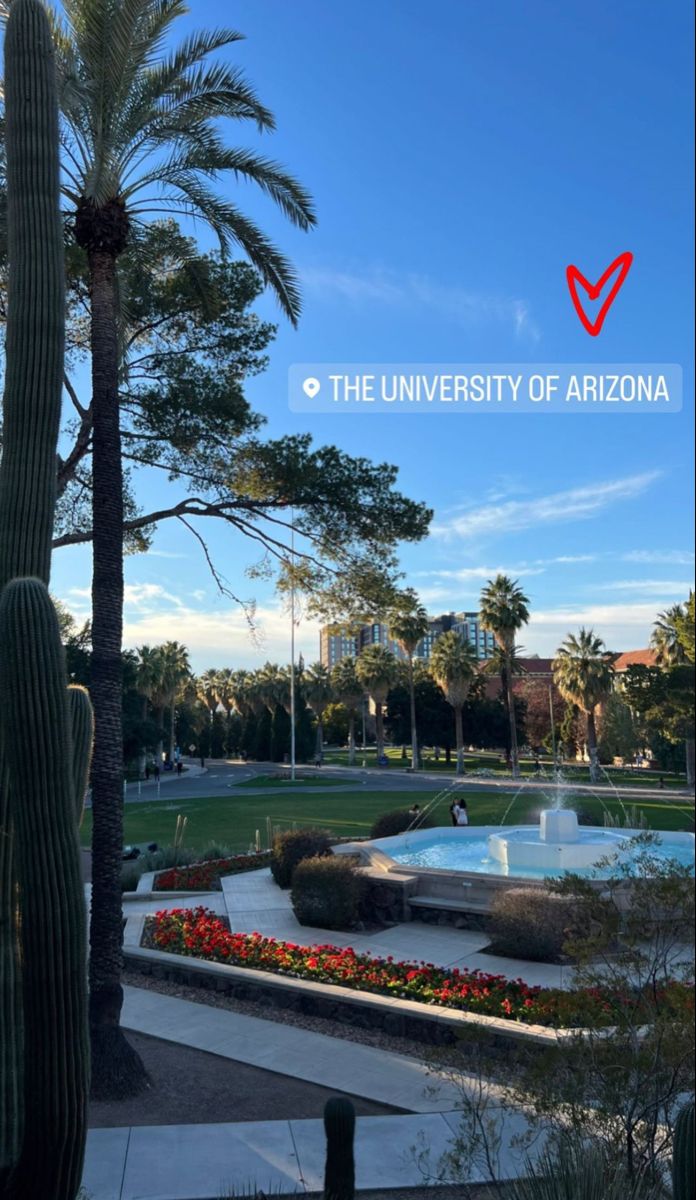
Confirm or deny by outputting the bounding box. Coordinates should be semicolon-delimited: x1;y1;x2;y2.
358;622;405;660
319;610;495;668
451;612;497;661
319;627;359;669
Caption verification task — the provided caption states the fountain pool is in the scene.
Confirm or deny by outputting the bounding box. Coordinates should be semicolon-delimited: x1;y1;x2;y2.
369;811;695;882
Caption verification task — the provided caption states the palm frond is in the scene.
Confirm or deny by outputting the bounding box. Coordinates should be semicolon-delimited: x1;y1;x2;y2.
132;178;303;323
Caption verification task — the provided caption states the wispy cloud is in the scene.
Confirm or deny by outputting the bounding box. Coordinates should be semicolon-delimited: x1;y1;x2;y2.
431;472;661;541
416;555;596;583
416;564;547;583
527;603;664;656
110;586;322;671
622;550;695;566
597;579;694;595
301;265;540;342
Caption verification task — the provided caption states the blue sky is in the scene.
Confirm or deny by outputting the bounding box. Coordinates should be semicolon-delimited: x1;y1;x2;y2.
50;0;695;669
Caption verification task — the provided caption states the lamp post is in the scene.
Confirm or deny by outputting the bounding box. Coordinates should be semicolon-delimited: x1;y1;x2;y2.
289;511;296;782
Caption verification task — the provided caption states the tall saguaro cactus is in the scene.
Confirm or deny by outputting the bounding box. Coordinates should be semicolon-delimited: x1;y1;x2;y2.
0;2;93;1197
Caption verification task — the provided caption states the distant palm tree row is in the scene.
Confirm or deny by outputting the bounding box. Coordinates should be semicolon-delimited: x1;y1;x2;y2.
130;581;694;784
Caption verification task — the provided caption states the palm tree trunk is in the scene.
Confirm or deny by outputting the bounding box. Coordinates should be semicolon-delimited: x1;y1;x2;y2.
153;705;164;763
408;654;418;770
685;737;695;789
169;696;176;761
586;708;600;784
375;701;384;759
505;655;520;778
454;705;464;775
88;248;147;1098
348;710;356;766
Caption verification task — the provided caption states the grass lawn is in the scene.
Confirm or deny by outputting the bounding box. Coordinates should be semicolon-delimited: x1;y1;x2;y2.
320;746;686;788
80;787;695;855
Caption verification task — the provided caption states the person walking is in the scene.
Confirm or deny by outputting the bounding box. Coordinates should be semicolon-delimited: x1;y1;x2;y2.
153;760;160;783
176;760;183;777
450;801;460;827
456;798;469;826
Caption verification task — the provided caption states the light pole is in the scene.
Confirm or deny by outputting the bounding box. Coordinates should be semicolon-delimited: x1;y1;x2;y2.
289;511;296;782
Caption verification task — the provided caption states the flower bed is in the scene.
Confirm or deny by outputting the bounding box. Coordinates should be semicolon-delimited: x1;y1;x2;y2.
147;907;692;1029
153;852;272;892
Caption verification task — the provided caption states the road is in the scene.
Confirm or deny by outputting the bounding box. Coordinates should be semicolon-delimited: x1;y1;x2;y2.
116;758;694;807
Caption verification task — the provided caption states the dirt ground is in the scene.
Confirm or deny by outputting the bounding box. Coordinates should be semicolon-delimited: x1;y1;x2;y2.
88;1031;401;1128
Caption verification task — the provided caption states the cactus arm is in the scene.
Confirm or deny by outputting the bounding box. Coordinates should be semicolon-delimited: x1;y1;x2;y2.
323;1097;356;1200
69;685;95;825
0;578;90;1200
673;1100;695;1200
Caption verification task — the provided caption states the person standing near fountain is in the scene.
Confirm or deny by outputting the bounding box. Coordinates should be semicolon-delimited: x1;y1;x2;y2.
456;798;469;826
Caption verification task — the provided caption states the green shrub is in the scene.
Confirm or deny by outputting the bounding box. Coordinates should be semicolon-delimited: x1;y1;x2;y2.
369;808;434;839
489;887;586;963
197;841;235;862
291;855;364;930
270;827;332;888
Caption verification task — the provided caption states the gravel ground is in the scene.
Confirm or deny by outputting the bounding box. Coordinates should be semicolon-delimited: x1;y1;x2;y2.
122;970;441;1066
89;1030;400;1128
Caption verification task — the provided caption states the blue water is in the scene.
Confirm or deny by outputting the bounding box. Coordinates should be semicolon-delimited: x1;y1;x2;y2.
386;832;695;880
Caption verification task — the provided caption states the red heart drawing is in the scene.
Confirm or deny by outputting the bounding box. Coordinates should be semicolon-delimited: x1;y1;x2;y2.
566;251;633;336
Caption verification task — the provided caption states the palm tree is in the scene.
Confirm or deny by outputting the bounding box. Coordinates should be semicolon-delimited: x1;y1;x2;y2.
553;628;614;783
430;631;479;775
331;657;365;766
651;597;695;785
355;645;399;762
483;643;528;767
388;593;430;770
196;669;220;724
480;575;530;779
134;643;165;773
46;0;315;1096
651;602;690;666
304;662;333;763
159;640;190;760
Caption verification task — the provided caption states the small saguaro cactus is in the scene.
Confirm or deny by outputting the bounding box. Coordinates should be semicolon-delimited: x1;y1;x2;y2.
323;1096;356;1200
0;1;94;1198
673;1099;695;1200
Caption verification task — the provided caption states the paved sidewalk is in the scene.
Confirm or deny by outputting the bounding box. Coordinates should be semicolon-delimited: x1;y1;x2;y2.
83;1105;541;1199
119;986;462;1113
121;866;574;988
220;868;573;989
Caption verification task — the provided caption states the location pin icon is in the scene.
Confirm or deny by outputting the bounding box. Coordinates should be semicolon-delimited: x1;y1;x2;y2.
302;377;321;399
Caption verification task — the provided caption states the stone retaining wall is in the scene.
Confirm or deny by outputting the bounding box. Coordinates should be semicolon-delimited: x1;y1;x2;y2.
124;941;585;1056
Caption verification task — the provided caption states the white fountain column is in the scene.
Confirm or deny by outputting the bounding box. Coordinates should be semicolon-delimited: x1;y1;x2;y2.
540;808;579;844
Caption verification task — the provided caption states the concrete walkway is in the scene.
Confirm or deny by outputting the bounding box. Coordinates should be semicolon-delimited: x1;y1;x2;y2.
120;986;462;1113
122;866;574;989
83;1105;539;1199
82;986;536;1199
219;867;573;989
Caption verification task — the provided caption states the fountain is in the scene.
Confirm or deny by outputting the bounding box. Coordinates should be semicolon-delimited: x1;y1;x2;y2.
353;805;695;883
487;807;631;872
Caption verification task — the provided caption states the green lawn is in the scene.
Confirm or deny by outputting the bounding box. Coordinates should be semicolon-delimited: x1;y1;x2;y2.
81;787;695;855
320;746;686;788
